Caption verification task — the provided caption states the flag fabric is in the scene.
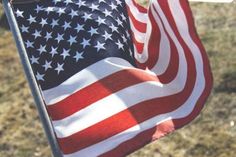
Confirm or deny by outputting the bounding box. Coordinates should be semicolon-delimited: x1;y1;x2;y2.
12;0;212;156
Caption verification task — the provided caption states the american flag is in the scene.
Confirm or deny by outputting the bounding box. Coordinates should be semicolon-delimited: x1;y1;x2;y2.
13;0;212;156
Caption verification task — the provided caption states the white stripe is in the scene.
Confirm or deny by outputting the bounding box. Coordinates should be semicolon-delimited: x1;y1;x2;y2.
63;0;207;156
149;5;171;75
129;19;146;43
65;74;204;157
42;57;134;105
126;0;150;64
125;0;148;23
53;8;188;137
133;13;152;63
132;3;171;70
53;81;162;138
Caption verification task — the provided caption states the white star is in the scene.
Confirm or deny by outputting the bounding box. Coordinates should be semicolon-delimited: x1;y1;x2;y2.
35;5;43;13
96;17;106;25
60;49;70;60
99;0;106;3
20;25;29;33
27;15;36;24
64;0;73;5
55;33;64;43
32;30;41;39
36;72;45;81
122;34;128;43
68;35;77;45
88;27;98;36
77;0;86;7
116;0;122;5
55;63;64;74
37;45;47;54
73;51;84;62
116;18;123;26
25;40;34;48
30;55;39;64
50;46;58;57
51;19;59;28
104;9;112;17
82;13;92;21
45;32;52;41
129;48;133;57
75;23;84;33
110;3;117;10
15;9;24;17
94;41;105;52
126;30;130;38
57;8;66;16
69;9;78;18
45;6;54;14
53;0;62;4
81;38;91;48
62;21;71;30
121;13;126;21
116;40;124;50
40;18;48;27
42;60;52;71
110;24;118;32
90;4;99;11
103;31;112;40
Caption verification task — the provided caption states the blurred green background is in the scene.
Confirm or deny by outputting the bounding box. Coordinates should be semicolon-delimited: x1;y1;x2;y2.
0;1;235;157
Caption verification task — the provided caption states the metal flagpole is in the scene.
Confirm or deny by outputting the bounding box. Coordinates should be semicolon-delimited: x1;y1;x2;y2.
2;1;63;157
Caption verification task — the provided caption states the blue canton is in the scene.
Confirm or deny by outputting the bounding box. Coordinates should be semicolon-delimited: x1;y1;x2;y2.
14;0;135;90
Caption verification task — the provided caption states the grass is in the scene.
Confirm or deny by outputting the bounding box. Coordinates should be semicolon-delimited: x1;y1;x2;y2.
0;2;236;157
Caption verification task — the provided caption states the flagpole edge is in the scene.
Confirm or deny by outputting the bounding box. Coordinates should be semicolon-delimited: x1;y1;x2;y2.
2;1;63;157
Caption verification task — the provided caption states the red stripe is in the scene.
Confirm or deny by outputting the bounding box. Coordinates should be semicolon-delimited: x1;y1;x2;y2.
136;6;179;84
47;69;160;120
135;9;161;69
126;2;147;54
171;0;213;130
57;19;197;153
126;5;147;33
100;121;174;157
150;4;179;84
57;0;208;153
131;0;148;13
49;1;185;122
58;56;195;154
100;1;213;156
58;85;196;154
157;35;179;84
131;31;145;53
